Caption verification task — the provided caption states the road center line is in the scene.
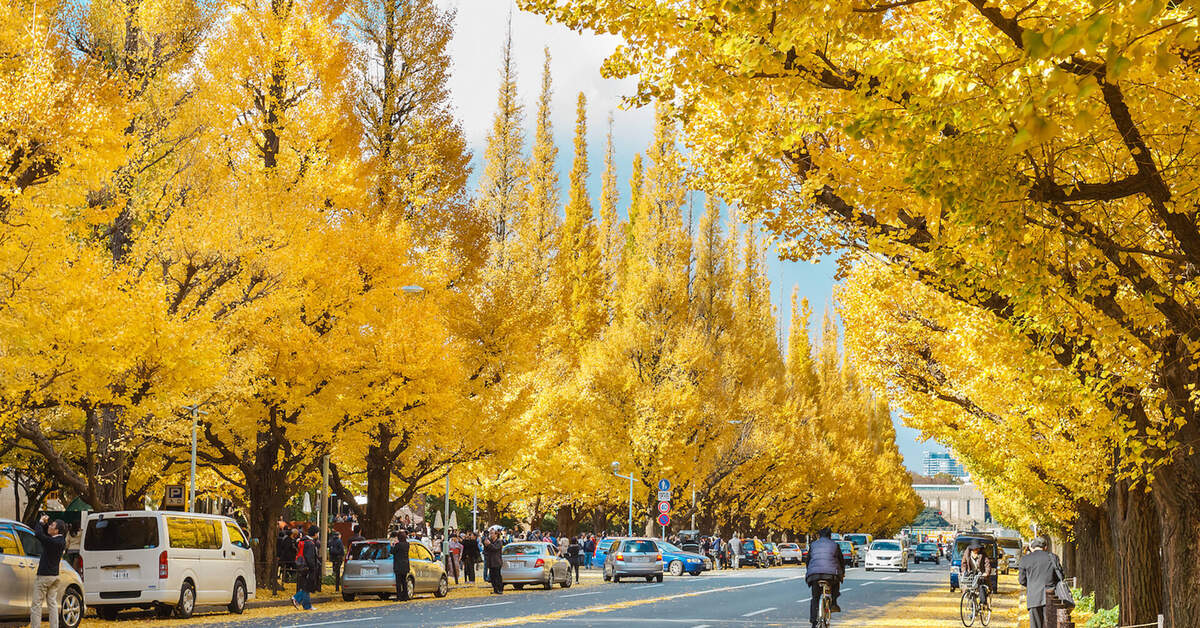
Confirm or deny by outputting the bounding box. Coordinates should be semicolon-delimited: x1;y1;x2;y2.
454;601;515;610
561;591;604;598
446;575;805;627
282;618;376;628
742;607;776;617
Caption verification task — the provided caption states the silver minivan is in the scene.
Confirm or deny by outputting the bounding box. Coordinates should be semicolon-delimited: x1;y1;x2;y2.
0;519;85;628
603;538;664;583
341;539;449;601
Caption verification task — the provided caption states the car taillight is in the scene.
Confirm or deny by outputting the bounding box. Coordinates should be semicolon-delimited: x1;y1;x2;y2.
615;553;624;561
656;554;662;561
74;555;83;580
159;550;168;579
534;558;545;567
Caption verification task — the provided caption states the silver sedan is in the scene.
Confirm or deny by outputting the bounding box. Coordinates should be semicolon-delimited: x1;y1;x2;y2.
341;539;449;601
0;519;85;628
499;542;573;590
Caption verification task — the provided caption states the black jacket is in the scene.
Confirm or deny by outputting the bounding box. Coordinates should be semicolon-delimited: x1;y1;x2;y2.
461;538;482;563
328;536;345;561
391;539;411;573
567;540;582;563
34;523;65;577
483;537;504;569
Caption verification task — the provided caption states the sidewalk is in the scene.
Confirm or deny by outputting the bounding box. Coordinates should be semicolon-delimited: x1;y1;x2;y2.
845;574;1023;627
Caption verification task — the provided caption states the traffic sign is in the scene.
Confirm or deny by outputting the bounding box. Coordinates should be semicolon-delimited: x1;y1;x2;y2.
657;501;670;514
657;490;671;501
658;478;671;491
657;513;670;526
164;484;185;508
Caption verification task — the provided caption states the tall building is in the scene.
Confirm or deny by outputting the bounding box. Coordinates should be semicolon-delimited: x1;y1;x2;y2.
923;451;968;478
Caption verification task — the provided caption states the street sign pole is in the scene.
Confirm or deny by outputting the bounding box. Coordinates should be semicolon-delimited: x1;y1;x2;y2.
183;405;208;513
320;455;329;573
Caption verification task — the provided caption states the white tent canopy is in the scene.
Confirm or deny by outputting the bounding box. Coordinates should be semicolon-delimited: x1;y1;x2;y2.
393;505;423;523
433;511;443;529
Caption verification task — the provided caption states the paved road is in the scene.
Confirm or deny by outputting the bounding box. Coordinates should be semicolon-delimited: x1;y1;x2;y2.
206;561;951;628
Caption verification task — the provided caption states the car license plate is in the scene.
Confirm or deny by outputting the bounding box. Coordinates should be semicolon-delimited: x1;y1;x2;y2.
111;569;130;580
361;566;377;576
506;561;520;569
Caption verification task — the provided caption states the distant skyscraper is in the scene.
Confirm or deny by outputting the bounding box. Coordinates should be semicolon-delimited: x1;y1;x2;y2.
923;451;968;478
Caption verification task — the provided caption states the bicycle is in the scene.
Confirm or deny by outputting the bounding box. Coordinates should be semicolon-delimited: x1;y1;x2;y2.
815;579;834;628
959;573;991;627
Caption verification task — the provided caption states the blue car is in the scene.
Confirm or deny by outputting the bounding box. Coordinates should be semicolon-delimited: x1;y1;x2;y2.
654;540;711;576
950;534;998;592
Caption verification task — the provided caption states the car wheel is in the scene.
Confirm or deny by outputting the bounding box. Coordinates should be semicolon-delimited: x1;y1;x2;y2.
59;586;83;628
669;561;684;576
174;580;196;619
342;592;357;602
613;574;621;583
435;575;449;598
97;606;121;621
407;576;416;600
656;574;664;583
561;575;573;588
543;576;553;590
228;578;248;614
603;568;611;582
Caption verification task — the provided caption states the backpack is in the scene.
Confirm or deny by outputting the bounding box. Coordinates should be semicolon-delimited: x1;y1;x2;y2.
295;539;309;569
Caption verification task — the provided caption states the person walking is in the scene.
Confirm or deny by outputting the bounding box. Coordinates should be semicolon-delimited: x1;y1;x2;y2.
30;515;66;628
307;526;323;593
484;530;505;595
461;532;481;584
291;528;318;611
1018;536;1062;628
328;531;345;592
583;535;596;569
804;528;845;628
390;531;411;601
567;535;582;583
348;524;365;545
448;534;463;584
558;533;570;557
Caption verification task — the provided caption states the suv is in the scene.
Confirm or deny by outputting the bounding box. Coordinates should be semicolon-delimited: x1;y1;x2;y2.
0;519;86;628
736;539;768;568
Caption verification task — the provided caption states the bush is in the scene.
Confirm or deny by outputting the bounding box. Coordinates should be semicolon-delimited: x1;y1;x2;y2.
1072;587;1095;614
1084;605;1119;628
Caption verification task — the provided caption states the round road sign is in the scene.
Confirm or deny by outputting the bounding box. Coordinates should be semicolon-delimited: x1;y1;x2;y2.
657;513;671;526
657;501;670;514
658;479;671;491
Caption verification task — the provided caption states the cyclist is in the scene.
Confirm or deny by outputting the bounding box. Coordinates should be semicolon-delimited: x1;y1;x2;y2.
804;527;845;627
962;542;995;609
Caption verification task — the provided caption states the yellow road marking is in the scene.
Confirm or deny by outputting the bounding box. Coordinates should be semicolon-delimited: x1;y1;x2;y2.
444;575;805;627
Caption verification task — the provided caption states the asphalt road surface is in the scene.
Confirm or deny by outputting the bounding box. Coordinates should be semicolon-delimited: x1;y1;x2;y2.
206;561;951;628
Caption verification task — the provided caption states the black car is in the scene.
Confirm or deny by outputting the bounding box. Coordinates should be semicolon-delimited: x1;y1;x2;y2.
736;539;769;568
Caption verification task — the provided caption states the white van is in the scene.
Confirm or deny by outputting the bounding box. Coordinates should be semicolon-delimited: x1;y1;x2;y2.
79;511;255;619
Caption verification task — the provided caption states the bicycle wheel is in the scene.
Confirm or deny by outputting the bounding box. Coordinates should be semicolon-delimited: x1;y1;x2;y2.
978;588;991;626
959;591;976;627
817;588;831;628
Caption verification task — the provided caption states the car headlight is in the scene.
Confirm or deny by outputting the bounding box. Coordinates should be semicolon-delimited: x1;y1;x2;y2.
687;558;699;563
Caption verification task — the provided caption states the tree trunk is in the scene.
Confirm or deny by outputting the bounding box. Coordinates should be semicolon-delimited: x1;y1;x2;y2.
557;504;576;537
1073;499;1117;609
362;437;394;538
1152;449;1200;628
1111;479;1162;627
246;470;288;589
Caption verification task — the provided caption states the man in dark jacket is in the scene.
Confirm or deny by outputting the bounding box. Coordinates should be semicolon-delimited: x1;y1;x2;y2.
1018;537;1061;628
328;531;345;592
31;515;67;628
567;536;582;583
804;528;845;628
483;530;505;594
461;532;481;583
390;531;411;601
291;529;318;611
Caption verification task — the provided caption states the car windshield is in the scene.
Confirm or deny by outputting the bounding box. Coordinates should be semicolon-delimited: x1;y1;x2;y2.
999;538;1022;550
779;544;797;550
917;543;937;550
85;517;159;551
871;541;901;551
845;534;868;545
657;542;682;552
956;538;997;558
623;540;658;553
350;542;389;561
502;544;543;555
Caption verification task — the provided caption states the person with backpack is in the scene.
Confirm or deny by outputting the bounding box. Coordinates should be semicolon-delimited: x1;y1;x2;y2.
291;528;318;611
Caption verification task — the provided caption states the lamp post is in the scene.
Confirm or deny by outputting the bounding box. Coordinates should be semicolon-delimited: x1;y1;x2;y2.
611;461;635;537
183;405;208;512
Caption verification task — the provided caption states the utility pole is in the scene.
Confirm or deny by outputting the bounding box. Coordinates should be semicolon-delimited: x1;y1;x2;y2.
611;462;635;537
472;489;478;532
443;469;452;560
183;405;208;513
320;455;330;573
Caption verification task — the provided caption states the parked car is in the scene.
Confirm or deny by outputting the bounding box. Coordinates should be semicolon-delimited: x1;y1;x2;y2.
836;540;859;567
865;539;908;572
736;538;769;568
763;543;783;566
0;518;86;628
80;511;254;620
603;538;664;583
591;537;627;569
844;534;873;565
912;542;939;564
997;537;1022;575
654;540;709;576
499;542;573;590
341;539;449;600
950;534;999;592
776;542;803;564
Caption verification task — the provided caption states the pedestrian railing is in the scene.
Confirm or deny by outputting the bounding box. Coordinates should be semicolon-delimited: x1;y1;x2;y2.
1115;617;1164;628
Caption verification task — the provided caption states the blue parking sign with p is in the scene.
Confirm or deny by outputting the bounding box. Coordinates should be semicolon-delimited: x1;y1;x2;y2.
658;478;670;492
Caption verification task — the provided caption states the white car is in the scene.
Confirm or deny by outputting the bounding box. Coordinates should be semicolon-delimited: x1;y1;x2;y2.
80;511;256;620
865;539;908;572
776;543;803;564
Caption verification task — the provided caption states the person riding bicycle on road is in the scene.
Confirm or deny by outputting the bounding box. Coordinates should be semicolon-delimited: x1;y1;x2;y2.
804;527;846;627
962;542;995;609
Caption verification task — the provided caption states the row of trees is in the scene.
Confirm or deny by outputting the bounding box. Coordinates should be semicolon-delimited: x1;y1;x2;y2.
522;0;1200;624
0;0;919;584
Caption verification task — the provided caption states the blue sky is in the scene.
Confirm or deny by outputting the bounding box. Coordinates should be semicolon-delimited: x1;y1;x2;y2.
437;0;948;471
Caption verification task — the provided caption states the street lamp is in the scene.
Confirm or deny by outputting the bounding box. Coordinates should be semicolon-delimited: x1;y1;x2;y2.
182;405;208;512
611;461;635;537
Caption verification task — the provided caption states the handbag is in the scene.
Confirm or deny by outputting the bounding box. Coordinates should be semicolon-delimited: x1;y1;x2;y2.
1053;563;1075;607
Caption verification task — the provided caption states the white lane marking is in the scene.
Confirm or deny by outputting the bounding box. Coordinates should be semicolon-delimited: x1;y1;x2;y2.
742;607;776;617
282;619;376;628
881;575;892;580
454;601;515;610
797;597;811;603
561;591;605;598
640;584;664;589
692;625;712;628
